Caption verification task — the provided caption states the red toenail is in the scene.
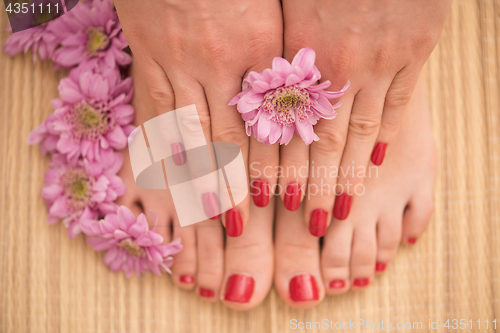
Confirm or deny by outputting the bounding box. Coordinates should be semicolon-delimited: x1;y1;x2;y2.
329;280;346;289
375;262;386;272
289;274;319;302
333;193;352;220
202;192;221;220
180;275;195;284
199;288;214;298
408;237;417;244
251;179;270;208
310;209;328;237
284;182;301;211
171;142;186;166
371;142;388;166
224;274;254;303
225;208;243;237
353;278;370;287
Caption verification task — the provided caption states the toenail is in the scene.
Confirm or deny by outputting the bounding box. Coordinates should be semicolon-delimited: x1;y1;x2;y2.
224;274;255;303
329;280;346;289
225;208;243;237
352;278;370;287
179;275;195;284
309;209;328;237
199;288;215;298
284;182;302;211
251;179;270;208
171;142;186;165
375;262;387;272
289;274;319;302
333;193;352;220
202;192;221;220
408;237;417;244
371;142;388;166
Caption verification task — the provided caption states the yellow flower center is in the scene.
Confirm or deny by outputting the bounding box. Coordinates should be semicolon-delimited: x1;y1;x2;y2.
86;27;110;56
119;239;146;258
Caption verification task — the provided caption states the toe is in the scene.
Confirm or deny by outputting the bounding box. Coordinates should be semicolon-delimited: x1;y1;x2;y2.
375;212;403;274
171;220;197;290
349;221;377;290
402;194;434;246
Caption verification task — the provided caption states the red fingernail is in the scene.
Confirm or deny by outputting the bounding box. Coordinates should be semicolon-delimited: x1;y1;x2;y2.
353;278;370;287
371;142;388;166
179;275;194;284
309;209;328;237
202;192;221;220
284;182;301;211
289;274;319;302
251;179;270;207
408;237;417;244
171;142;186;166
199;288;214;298
225;208;243;237
329;280;346;289
375;262;386;272
224;274;254;303
333;193;352;220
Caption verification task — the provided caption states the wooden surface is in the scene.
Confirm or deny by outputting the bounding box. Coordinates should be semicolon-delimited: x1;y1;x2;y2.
0;1;499;332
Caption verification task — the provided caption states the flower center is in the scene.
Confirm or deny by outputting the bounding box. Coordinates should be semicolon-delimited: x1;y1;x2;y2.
119;239;146;258
86;27;110;56
261;86;312;126
67;101;112;141
62;168;91;210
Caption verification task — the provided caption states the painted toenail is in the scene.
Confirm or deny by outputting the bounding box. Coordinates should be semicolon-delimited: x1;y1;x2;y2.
309;209;328;237
329;280;346;289
353;278;370;287
371;142;388;166
284;182;301;211
171;142;186;166
199;288;215;298
289;274;319;302
408;237;417;244
251;179;270;207
225;208;243;237
179;275;195;284
202;192;221;220
375;262;387;272
224;274;254;303
333;193;352;220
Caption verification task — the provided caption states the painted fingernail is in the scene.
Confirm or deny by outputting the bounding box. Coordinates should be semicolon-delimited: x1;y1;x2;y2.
179;275;195;284
284;182;301;211
202;192;220;220
329;280;346;289
333;193;352;220
171;142;186;166
309;209;328;237
251;179;270;207
224;274;254;303
375;262;386;272
408;237;417;244
199;288;214;298
371;142;388;166
353;278;370;287
289;274;319;302
225;208;243;237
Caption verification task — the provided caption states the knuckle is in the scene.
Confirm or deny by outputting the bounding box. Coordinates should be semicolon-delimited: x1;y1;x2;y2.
148;89;175;113
313;128;347;154
348;114;381;140
177;110;211;136
212;125;248;148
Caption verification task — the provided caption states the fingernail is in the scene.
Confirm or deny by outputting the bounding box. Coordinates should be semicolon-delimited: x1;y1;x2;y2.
371;142;388;166
284;182;301;211
202;192;221;220
171;142;186;165
353;278;370;287
251;179;270;207
199;288;214;298
333;193;352;220
289;274;319;302
329;280;346;289
408;237;417;244
224;274;254;303
309;209;328;237
226;208;243;237
179;275;194;284
375;262;386;272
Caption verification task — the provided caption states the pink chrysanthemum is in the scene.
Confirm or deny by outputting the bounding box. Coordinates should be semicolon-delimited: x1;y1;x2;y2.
4;23;59;62
42;153;126;238
82;206;183;278
49;0;131;70
230;48;349;145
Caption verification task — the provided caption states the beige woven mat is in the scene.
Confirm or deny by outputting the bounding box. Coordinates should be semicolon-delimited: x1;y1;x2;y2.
0;0;499;332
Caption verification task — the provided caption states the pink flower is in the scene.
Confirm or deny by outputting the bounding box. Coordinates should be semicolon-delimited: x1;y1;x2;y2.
82;206;183;278
230;48;349;145
49;0;131;70
4;23;59;62
42;153;126;238
27;113;59;155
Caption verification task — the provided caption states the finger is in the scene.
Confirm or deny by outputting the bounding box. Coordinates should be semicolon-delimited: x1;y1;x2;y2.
249;136;279;209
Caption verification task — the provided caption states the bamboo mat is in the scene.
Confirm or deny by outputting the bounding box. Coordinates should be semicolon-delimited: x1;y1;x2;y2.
0;1;499;332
